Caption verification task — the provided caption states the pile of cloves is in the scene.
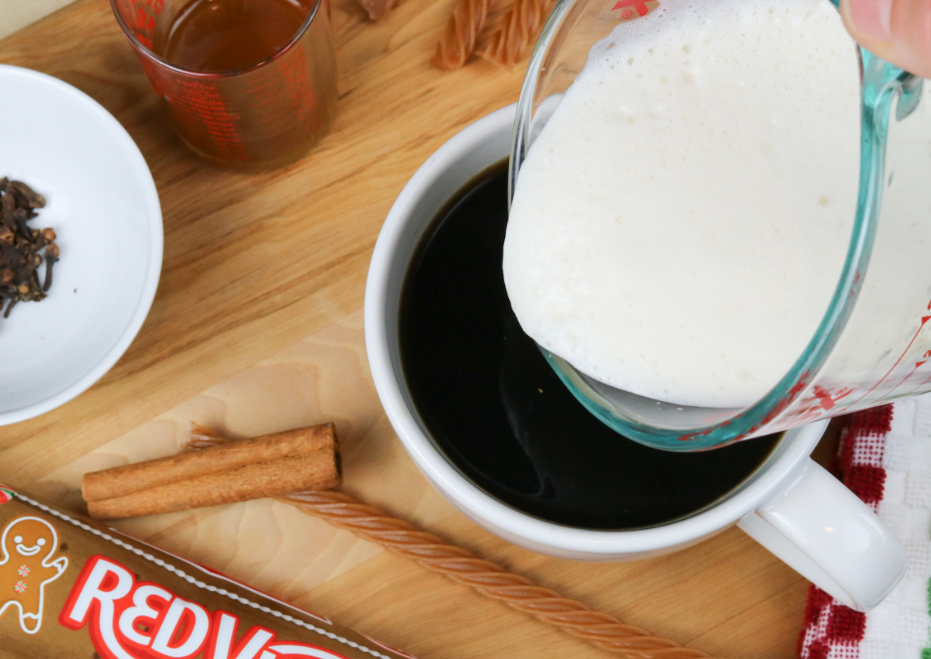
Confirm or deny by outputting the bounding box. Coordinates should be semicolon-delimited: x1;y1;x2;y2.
0;178;59;319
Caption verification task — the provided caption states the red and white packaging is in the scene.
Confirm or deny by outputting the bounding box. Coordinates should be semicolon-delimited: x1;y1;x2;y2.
0;485;415;659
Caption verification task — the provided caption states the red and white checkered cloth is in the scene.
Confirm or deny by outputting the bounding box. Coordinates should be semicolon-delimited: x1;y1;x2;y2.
799;395;931;659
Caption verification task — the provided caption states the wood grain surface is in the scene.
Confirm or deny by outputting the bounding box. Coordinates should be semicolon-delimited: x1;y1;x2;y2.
0;2;830;657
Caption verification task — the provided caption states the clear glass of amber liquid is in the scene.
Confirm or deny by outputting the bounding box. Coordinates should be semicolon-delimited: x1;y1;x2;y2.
111;0;337;168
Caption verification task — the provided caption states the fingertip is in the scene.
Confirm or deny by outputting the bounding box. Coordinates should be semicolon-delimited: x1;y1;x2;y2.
892;0;931;78
843;0;893;42
839;0;905;72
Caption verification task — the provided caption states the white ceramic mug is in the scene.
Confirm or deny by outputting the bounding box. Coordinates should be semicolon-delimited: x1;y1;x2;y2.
364;105;907;612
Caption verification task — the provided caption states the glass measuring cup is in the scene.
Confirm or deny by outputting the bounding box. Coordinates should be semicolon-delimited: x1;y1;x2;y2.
511;0;931;450
111;0;337;168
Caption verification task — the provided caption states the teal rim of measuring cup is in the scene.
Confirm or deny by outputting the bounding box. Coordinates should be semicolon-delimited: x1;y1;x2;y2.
511;0;920;451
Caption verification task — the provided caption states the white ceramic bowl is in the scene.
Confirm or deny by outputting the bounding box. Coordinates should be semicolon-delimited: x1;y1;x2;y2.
0;65;162;425
364;104;906;611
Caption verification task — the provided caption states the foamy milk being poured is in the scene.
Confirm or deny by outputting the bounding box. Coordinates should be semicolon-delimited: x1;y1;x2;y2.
503;0;861;409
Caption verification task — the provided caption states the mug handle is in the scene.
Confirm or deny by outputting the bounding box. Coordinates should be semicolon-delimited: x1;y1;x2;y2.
737;459;907;612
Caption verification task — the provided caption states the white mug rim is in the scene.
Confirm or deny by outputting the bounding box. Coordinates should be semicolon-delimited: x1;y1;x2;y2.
364;104;828;556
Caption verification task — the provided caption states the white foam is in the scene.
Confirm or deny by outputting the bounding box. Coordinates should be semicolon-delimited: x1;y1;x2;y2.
504;0;861;408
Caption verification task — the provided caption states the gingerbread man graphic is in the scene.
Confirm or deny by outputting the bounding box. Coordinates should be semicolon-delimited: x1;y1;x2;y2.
0;516;68;634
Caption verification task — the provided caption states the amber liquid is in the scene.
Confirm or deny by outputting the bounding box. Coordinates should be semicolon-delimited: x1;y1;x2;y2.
159;0;308;72
147;0;337;167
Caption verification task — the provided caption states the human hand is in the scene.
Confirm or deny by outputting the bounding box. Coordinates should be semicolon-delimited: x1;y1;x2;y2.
841;0;931;78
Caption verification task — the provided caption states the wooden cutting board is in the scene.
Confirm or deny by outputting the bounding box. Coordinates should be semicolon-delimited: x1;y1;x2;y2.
0;1;832;656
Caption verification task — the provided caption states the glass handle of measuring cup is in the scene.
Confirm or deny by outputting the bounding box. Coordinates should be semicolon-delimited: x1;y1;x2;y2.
737;460;906;612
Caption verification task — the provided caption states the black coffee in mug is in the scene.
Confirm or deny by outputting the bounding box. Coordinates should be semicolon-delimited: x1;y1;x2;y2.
399;161;779;530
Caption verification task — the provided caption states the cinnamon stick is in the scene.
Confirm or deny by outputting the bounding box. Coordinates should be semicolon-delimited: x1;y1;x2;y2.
82;423;337;502
433;0;491;70
479;0;557;66
357;0;398;21
87;447;341;520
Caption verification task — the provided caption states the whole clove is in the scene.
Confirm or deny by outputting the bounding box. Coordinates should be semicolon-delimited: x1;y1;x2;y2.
43;242;59;292
0;177;59;319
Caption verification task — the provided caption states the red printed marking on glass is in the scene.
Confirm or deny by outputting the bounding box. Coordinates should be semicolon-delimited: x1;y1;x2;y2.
885;359;928;397
178;81;248;161
613;0;651;15
851;307;931;407
906;371;931;396
810;385;854;411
